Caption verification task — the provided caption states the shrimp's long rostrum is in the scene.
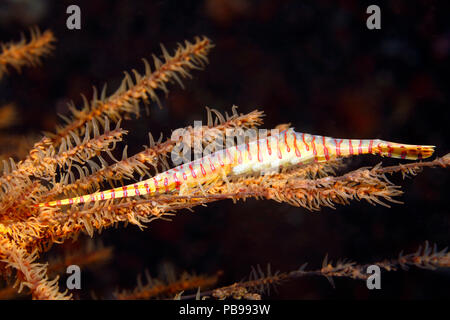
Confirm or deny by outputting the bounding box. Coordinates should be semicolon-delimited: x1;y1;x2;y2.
36;129;435;207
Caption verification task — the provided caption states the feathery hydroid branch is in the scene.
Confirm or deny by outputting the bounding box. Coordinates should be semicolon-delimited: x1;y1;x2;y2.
0;36;213;203
0;237;70;300
0;28;55;79
50;36;214;146
179;241;450;300
115;270;221;300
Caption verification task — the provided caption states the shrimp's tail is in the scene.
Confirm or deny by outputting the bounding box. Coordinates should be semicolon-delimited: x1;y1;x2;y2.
34;182;154;207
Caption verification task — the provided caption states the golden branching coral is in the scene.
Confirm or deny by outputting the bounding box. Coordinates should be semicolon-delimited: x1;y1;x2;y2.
0;28;216;299
0;239;112;300
175;242;449;300
0;237;70;300
46;240;113;276
0;28;55;79
49;36;214;146
114;268;221;300
0;26;448;300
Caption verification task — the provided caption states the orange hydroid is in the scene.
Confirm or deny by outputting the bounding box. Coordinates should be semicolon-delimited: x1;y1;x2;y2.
0;27;55;78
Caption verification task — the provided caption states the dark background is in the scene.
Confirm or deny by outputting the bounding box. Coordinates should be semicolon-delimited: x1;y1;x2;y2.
0;0;449;299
